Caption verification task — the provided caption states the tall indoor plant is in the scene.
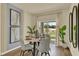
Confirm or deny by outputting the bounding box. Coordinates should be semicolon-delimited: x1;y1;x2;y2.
59;25;67;48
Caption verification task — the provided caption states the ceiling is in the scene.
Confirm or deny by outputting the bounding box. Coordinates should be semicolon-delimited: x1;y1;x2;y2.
12;3;71;15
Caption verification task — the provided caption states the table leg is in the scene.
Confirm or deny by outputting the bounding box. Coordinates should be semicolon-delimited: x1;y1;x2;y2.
33;42;36;56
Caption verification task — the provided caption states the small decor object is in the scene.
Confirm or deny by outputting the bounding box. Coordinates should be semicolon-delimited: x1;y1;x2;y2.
69;12;73;42
27;25;37;37
72;6;77;48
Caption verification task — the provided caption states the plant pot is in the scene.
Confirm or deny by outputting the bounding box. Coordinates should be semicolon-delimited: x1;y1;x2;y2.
61;43;67;48
60;41;67;48
26;36;31;40
29;34;32;37
29;34;35;38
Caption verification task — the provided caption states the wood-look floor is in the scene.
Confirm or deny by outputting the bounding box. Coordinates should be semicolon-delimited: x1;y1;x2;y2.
3;46;71;56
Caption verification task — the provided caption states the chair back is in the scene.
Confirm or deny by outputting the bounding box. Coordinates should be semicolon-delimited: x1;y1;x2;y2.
39;34;50;52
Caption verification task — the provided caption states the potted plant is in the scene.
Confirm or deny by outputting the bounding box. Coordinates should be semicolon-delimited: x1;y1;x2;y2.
59;25;67;48
27;25;37;37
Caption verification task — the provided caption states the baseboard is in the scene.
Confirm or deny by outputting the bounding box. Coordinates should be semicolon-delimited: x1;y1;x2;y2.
1;46;21;55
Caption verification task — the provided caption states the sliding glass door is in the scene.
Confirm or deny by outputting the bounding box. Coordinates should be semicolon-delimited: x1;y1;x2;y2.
41;21;56;45
43;21;56;38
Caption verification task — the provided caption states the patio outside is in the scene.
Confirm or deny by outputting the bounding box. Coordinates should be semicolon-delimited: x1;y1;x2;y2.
43;21;56;42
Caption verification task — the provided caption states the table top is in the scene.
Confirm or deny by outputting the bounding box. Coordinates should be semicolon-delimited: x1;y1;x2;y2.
24;37;40;44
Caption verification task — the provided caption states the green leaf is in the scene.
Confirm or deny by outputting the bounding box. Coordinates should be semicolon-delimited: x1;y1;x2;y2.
33;25;36;30
62;39;65;43
27;25;37;34
62;25;66;31
27;26;33;34
62;32;66;35
27;26;31;31
27;31;31;33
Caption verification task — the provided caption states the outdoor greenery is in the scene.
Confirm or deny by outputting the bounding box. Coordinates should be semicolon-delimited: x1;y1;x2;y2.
59;25;66;43
49;30;56;38
44;24;56;39
44;24;56;28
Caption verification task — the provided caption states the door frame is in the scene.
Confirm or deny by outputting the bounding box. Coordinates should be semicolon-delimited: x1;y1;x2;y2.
40;20;57;45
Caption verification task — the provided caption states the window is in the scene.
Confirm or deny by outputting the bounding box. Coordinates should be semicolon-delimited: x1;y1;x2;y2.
9;9;21;43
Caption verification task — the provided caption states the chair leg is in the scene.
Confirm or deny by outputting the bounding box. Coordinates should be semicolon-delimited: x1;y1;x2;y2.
27;49;33;56
36;50;39;56
41;52;43;56
22;51;25;56
20;50;23;56
45;52;47;56
47;52;50;56
28;49;31;52
31;50;33;55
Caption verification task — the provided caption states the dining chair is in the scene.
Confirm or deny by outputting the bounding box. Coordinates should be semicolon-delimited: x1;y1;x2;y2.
37;34;50;56
20;39;33;56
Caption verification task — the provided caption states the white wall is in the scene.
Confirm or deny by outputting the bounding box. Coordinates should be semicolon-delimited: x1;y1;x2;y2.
59;3;79;56
58;10;70;46
1;3;79;56
68;3;79;56
37;14;58;30
37;14;60;46
0;3;1;55
0;3;35;54
37;3;79;55
1;4;9;53
22;12;36;40
11;3;36;39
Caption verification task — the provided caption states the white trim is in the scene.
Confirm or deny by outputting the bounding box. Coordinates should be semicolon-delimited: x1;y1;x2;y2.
1;46;21;55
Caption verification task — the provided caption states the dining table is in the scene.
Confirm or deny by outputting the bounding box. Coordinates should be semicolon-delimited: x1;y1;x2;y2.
24;37;40;56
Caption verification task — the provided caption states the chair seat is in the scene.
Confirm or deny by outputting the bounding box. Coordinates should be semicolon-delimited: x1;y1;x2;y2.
37;47;50;52
21;44;33;50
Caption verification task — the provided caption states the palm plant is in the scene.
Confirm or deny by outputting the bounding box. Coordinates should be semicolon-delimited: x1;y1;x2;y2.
59;25;66;43
27;25;37;36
